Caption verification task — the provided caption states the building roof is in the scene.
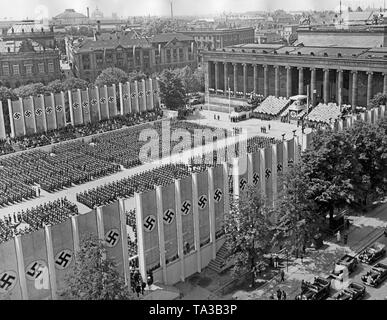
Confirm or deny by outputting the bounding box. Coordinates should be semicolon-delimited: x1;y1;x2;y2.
150;33;193;43
54;9;88;20
0;38;53;53
347;11;374;22
7;22;50;34
73;37;151;52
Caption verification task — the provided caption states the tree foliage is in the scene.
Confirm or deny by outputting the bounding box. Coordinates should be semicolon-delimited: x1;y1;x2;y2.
13;83;48;98
224;186;274;285
369;93;387;109
95;67;129;87
158;69;186;110
143;19;179;36
46;78;89;93
60;235;134;300
127;70;148;83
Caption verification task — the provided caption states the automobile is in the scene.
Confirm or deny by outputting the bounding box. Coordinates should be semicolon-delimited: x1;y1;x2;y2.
358;242;386;264
361;263;387;287
295;277;331;300
336;254;358;273
189;98;202;105
331;282;366;300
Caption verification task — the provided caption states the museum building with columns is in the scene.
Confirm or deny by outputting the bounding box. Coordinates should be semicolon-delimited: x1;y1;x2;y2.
203;40;387;109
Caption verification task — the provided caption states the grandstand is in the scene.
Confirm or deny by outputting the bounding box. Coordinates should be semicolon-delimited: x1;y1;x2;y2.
253;96;291;119
307;103;343;124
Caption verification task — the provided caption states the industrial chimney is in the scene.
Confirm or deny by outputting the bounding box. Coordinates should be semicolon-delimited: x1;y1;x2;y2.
170;1;173;19
87;7;90;18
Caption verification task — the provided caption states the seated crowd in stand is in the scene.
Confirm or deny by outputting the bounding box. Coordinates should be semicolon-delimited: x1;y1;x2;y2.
0;109;163;155
0;198;78;244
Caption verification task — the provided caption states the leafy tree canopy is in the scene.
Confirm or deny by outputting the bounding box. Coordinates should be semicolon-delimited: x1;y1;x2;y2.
158;69;186;110
95;67;129;87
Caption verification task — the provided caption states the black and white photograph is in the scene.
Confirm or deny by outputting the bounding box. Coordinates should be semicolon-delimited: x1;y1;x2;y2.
0;0;386;310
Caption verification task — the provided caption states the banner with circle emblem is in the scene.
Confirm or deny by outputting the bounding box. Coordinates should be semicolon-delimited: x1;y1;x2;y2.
276;142;284;195
130;81;139;113
80;89;91;124
107;85;117;118
236;155;248;199
139;189;160;271
0;238;22;300
101;201;125;276
179;176;194;253
264;146;273;205
34;95;46;133
98;87;109;120
160;183;178;263
251;151;261;193
196;171;210;246
70;90;83;126
121;82;132;115
88;87;100;123
152;78;160;108
54;92;66;129
22;97;36;135
21;229;51;300
287;138;295;168
50;218;74;291
144;79;152;112
9;99;25;137
213;164;225;236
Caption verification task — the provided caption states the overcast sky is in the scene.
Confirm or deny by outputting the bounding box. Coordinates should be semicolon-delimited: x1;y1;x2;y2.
0;0;385;19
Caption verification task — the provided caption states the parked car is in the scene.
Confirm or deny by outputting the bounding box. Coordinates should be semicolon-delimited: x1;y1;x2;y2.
332;282;366;300
361;263;387;287
358;242;386;264
336;254;358;273
295;277;331;300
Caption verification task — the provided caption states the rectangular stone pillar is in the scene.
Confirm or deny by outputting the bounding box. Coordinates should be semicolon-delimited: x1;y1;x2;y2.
253;64;258;94
367;72;373;106
298;67;304;95
351;71;358;111
323;68;329;104
233;63;238;97
337;70;343;107
224;62;228;96
263;65;268;97
274;66;280;97
384;73;387;95
214;62;219;92
243;63;247;98
286;66;292;98
310;68;316;106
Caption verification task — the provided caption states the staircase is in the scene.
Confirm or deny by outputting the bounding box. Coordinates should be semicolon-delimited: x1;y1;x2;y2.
208;243;232;273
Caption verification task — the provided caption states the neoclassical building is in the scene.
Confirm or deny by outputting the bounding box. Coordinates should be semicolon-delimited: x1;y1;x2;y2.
203;43;387;108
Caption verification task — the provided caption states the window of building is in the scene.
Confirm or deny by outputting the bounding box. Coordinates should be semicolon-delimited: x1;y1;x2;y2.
179;48;184;61
96;53;103;67
2;64;9;76
13;64;20;75
38;63;45;73
48;62;54;73
25;64;33;75
82;54;90;70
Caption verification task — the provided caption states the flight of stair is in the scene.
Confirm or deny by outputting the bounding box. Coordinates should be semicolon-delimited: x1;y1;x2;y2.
208;243;231;273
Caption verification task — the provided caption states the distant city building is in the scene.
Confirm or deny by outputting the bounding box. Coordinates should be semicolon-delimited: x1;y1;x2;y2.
67;32;197;82
91;7;104;20
255;29;282;44
52;8;89;26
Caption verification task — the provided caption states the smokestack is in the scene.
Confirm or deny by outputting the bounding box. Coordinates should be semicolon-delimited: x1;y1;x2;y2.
170;1;173;19
87;7;90;18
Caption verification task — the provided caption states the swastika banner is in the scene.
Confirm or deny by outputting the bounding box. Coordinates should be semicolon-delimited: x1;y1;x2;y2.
21;229;51;300
147;79;154;111
98;87;109;120
196;171;210;246
287;138;295;167
70;90;83;126
9;99;25;137
54;93;65;129
130;81;139;114
140;190;160;270
80;89;91;124
121;82;132;115
213;165;224;235
138;80;146;113
180;176;194;252
160;183;178;263
264;146;273;205
251;151;261;192
276;142;284;194
0;238;22;300
88;87;100;123
22;97;36;135
77;210;98;240
101;201;125;276
152;78;160;108
50;219;74;291
107;85;117;118
34;96;46;133
236;156;248;198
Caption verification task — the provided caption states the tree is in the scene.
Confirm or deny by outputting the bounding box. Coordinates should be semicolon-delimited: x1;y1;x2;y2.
158;69;186;110
369;93;387;109
13;83;47;98
224;186;274;287
356;6;363;12
63;78;89;91
127;70;148;83
0;86;17;102
95;67;128;87
46;79;65;93
60;235;134;300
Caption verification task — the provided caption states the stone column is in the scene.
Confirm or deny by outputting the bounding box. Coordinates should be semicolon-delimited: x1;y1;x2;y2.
243;63;247;98
310;68;316;106
351;71;358;110
233;63;238;97
253;64;258;94
384;73;387;95
274;65;280;97
367;71;373;106
298;67;304;95
263;64;268;97
337;70;343;106
214;61;219;92
223;62;228;96
323;68;329;104
286;66;292;98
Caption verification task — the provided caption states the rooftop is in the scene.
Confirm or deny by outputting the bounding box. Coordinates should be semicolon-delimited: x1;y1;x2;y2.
53;9;88;20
